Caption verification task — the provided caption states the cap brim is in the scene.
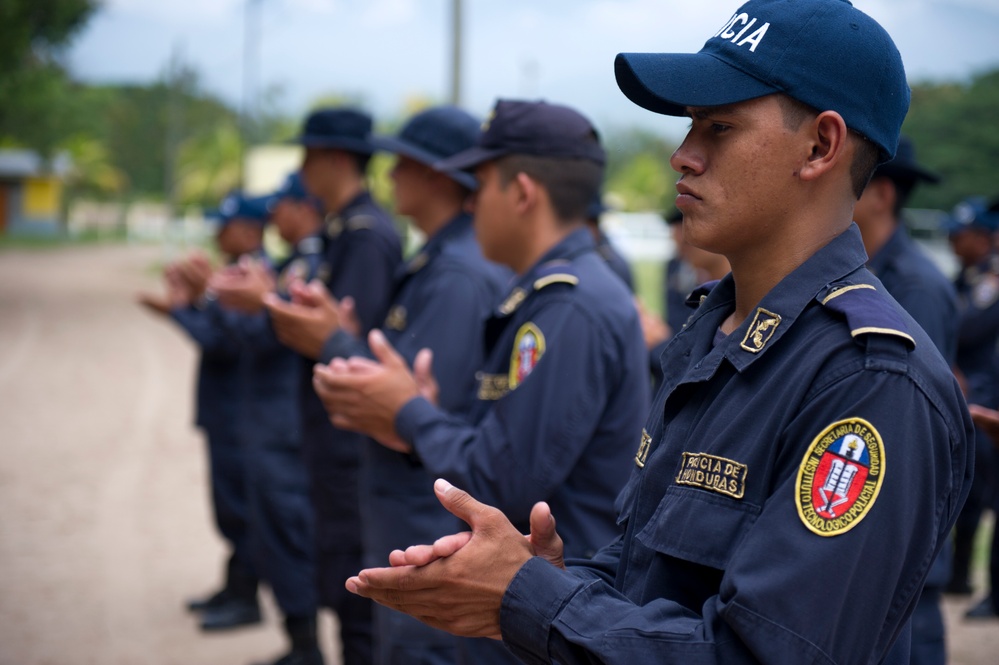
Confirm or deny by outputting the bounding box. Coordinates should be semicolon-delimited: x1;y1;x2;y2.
615;52;778;116
291;134;376;154
434;146;509;173
876;162;941;184
373;135;478;190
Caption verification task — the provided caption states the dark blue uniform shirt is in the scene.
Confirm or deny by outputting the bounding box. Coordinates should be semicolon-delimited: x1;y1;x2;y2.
868;225;957;365
955;253;999;408
395;227;651;558
499;224;973;665
595;230;634;291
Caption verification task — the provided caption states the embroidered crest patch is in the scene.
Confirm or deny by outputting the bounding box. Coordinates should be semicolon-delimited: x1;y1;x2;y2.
796;418;885;536
509;322;545;388
635;429;652;468
740;307;781;353
973;274;999;309
676;452;747;499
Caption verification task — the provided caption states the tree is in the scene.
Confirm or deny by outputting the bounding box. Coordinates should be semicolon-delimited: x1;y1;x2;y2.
903;69;999;211
0;0;99;159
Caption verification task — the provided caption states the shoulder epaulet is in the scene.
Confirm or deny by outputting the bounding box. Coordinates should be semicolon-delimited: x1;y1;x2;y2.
533;262;580;291
685;280;721;308
819;283;915;348
345;214;375;232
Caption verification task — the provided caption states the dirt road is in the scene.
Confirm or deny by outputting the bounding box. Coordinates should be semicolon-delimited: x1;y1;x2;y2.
0;244;995;664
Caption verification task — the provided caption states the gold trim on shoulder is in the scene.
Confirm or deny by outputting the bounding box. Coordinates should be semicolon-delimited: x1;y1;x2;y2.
533;274;579;290
740;307;782;353
851;326;916;345
821;283;876;305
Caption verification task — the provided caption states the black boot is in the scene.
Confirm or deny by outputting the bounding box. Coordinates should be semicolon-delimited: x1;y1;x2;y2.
255;615;324;665
947;527;977;595
198;568;262;631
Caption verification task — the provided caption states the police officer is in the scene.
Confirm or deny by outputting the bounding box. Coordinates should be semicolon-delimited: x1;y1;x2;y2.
271;105;509;665
586;196;634;290
946;196;999;620
313;99;651;665
342;3;974;664
137;193;266;631
853;136;955;663
206;189;324;665
263;108;402;665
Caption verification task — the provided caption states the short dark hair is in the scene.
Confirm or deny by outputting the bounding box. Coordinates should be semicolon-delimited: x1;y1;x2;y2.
775;95;879;200
495;154;603;223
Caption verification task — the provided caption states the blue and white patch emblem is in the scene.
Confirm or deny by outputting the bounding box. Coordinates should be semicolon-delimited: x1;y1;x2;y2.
509;322;545;389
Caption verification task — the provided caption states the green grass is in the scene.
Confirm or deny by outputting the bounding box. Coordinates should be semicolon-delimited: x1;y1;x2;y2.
633;259;665;317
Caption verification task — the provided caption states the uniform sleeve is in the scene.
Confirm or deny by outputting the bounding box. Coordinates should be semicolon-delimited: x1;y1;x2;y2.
319;329;370;364
329;229;399;334
169;305;236;358
395;301;615;519
888;280;958;364
499;365;971;665
957;294;999;348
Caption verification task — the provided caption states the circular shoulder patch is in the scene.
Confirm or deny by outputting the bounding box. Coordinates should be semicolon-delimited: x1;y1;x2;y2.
795;418;885;537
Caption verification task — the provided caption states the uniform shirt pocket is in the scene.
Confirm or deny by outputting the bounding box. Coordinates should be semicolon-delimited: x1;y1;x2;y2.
635;486;760;571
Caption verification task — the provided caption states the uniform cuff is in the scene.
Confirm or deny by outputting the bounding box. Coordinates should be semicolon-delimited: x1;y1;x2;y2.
395;396;440;449
500;557;583;665
319;329;357;364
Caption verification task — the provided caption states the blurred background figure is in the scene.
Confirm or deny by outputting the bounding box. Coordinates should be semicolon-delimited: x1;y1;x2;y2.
946;197;999;623
852;136;955;665
137;192;272;633
586;194;634;290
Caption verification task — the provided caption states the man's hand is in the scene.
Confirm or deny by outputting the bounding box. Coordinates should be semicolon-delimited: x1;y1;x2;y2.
312;329;421;450
209;257;275;313
969;404;999;450
346;479;560;639
175;251;213;300
264;279;342;359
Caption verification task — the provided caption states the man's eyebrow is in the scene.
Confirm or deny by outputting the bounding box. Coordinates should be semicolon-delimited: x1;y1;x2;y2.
687;105;742;120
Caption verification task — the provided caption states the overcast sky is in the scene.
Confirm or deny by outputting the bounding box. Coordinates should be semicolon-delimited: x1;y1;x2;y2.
68;0;999;139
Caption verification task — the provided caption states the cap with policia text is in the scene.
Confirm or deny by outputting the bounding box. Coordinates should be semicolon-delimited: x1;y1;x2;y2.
435;99;606;173
614;0;909;161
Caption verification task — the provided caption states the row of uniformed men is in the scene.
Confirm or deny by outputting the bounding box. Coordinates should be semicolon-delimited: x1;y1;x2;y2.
141;99;653;665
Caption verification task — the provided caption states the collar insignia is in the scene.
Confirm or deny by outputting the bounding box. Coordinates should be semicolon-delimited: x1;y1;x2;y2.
740;307;781;353
384;305;407;331
498;287;528;316
325;214;344;239
635;429;652;468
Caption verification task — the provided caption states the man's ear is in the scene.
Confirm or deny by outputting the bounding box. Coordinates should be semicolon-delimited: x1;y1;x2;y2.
799;110;849;184
513;172;539;215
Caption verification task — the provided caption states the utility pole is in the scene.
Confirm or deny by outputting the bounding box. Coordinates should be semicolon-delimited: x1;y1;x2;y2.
239;0;262;189
449;0;463;106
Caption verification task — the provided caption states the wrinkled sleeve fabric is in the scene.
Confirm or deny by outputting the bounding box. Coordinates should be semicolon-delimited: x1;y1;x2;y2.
395;301;612;518
499;365;968;665
328;228;398;334
170;305;236;358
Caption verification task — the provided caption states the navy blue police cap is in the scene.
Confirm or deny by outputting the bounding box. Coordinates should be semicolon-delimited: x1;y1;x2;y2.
944;196;999;236
208;191;271;227
614;0;910;162
371;105;481;190
267;171;323;211
292;108;376;154
874;136;940;185
435;99;606;173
